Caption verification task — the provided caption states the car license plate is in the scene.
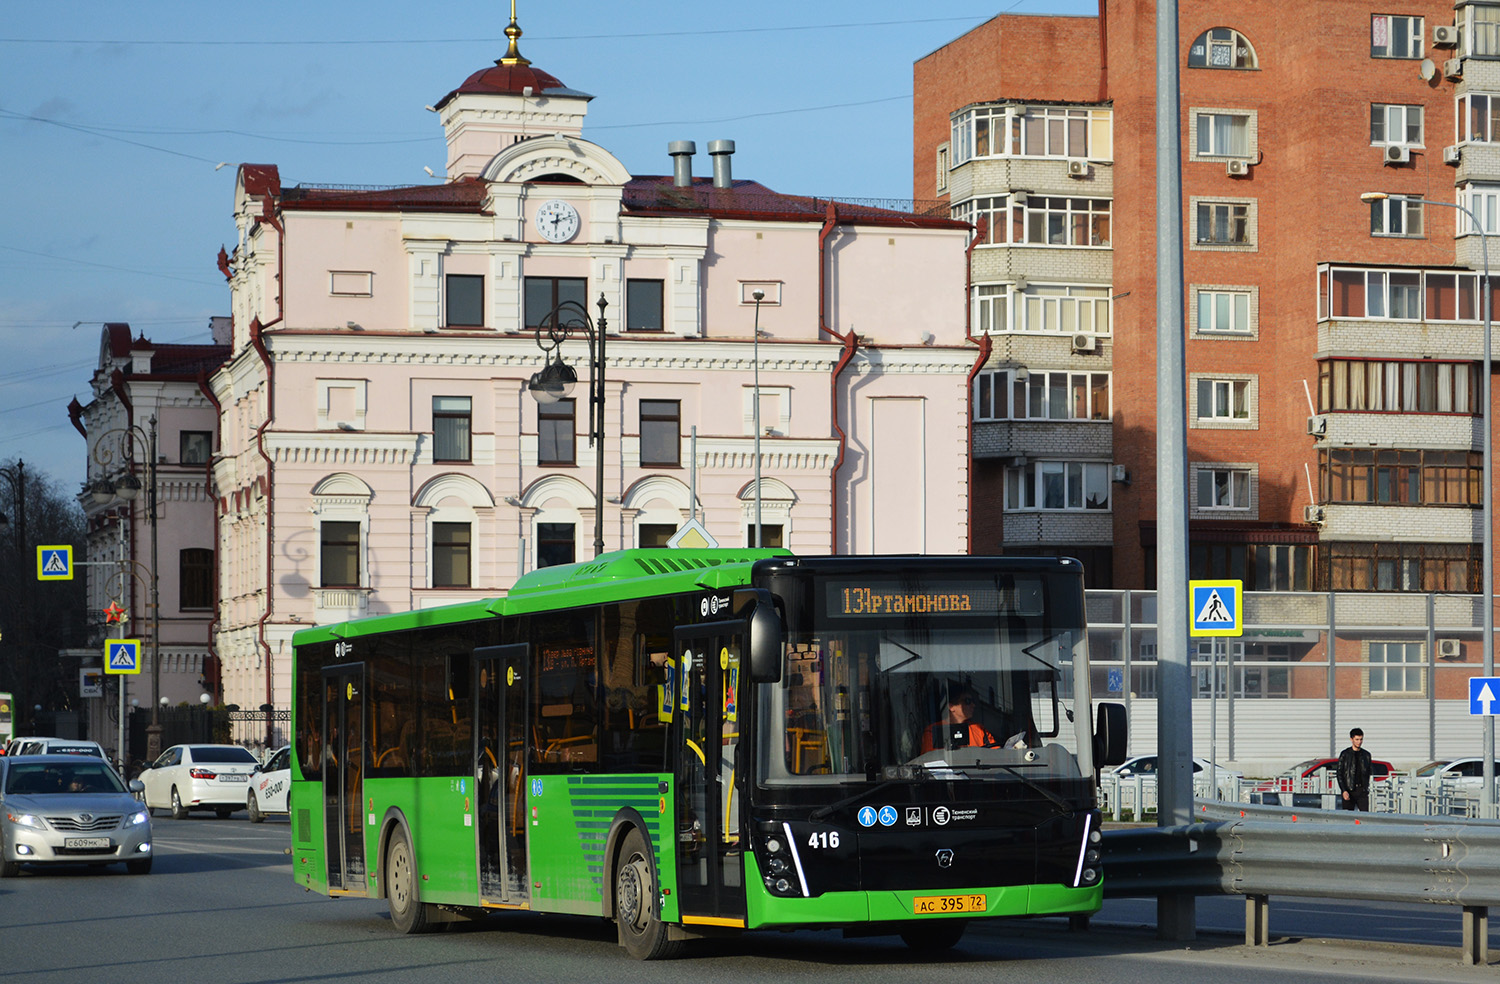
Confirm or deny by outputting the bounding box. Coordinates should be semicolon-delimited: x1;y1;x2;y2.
219;774;248;782
913;894;986;914
64;837;111;849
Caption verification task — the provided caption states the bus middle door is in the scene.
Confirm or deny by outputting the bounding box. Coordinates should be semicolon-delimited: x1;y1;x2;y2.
672;622;746;926
474;644;529;904
322;662;367;894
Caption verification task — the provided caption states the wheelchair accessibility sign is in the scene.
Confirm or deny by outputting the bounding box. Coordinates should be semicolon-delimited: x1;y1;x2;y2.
1189;580;1242;637
105;640;142;675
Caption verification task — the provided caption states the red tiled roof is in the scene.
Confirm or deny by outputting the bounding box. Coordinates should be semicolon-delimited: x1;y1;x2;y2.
279;177;491;214
435;60;568;110
622;177;961;228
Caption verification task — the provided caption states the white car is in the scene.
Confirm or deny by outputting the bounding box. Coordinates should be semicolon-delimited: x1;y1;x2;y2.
247;746;290;823
139;744;260;819
1111;754;1243;782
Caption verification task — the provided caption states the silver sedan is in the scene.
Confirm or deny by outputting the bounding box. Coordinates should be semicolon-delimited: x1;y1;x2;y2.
0;754;153;876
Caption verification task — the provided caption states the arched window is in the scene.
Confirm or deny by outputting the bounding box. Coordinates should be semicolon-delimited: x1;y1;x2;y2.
1188;28;1258;69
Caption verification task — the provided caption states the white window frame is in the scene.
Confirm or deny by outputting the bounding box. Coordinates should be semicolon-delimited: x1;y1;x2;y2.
1188;27;1259;69
1467;3;1500;57
972;284;1010;334
1458;92;1500;143
1195;112;1252;157
1371;103;1424;147
1370;194;1425;237
950;104;1113;164
1367;641;1425;695
1459;183;1500;234
1003;460;1112;512
1195;377;1251;420
1196;289;1253;333
1195;466;1252;511
1371;14;1424;59
1012;196;1112;247
1016;284;1112;335
1196;201;1251;245
954;195;1010;245
973;369;1112;422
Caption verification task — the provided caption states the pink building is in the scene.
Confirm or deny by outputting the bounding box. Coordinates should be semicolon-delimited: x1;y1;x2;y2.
74;322;229;761
211;19;973;737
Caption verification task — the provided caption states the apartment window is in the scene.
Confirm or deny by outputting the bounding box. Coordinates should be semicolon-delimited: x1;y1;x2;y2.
1011;196;1111;246
1327;542;1478;592
524;276;587;329
537;523;575;569
1004;461;1111;511
1369;195;1424;237
538;398;576;465
972;284;1009;333
1197;290;1252;333
1371;14;1424;58
432;396;472;463
432;522;471;588
1196;378;1250;419
1321;266;1500;320
1196;113;1250;156
954;195;1010;245
950;105;1112;164
640;400;680;467
1318;359;1478;413
626;279;664;332
1469;4;1500;57
179;431;212;465
1192;543;1314;591
179;548;213;610
974;369;1110;422
1322;448;1483;505
1017;285;1111;334
1460;93;1500;142
446;274;484;328
639;523;676;547
935;144;949;194
1188;28;1258;69
320;521;361;588
1368;642;1424;694
1459;183;1500;234
1371;104;1422;146
1013;106;1107;158
1196;202;1249;244
1196;467;1251;510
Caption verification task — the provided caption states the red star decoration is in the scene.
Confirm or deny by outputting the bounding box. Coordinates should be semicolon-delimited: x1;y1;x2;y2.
103;601;128;624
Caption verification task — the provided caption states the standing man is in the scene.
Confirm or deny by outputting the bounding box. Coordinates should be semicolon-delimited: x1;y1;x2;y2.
1336;727;1372;811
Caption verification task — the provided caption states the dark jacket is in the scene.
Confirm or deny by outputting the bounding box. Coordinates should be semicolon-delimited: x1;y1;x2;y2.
1336;746;1373;793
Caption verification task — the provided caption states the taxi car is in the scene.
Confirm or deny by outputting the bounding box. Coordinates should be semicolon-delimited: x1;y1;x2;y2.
139;744;260;819
247;746;290;823
0;754;152;875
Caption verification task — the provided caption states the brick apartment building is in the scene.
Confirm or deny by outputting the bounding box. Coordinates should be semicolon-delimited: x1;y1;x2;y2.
917;2;1497;597
916;3;1500;759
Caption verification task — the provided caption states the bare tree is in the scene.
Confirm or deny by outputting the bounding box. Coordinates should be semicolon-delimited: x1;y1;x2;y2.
0;459;89;734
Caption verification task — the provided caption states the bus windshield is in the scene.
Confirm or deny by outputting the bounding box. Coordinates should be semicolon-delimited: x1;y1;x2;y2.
758;570;1086;786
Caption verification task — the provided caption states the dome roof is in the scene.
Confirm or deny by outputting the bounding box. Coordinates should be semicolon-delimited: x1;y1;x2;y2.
433;11;584;110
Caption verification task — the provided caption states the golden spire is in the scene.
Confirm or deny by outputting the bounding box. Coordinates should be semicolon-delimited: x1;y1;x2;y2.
499;0;531;66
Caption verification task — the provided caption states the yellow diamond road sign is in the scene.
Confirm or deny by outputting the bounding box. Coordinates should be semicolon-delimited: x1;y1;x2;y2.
666;518;718;549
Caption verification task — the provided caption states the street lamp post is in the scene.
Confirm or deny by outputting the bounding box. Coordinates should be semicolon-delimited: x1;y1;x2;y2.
752;290;765;546
91;414;164;761
527;295;609;558
1361;191;1493;818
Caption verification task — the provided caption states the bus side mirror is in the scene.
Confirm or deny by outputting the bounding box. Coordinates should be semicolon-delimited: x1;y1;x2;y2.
1093;702;1127;768
734;588;783;684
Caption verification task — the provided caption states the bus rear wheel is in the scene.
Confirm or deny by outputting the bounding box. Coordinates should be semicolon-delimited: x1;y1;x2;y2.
899;920;967;952
386;829;436;934
615;828;681;960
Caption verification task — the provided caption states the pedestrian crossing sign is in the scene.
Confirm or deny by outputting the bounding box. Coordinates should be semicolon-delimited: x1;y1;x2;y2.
1189;579;1242;637
105;639;142;675
37;545;73;581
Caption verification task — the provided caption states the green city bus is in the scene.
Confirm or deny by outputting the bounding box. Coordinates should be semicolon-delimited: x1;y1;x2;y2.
289;550;1125;958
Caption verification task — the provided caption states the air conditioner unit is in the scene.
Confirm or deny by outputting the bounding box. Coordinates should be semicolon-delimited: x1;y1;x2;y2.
1011;275;1028;292
1434;24;1460;47
1071;332;1097;353
1306;415;1327;436
1438;638;1463;659
1445;57;1464;80
1384;144;1411;165
1445;145;1463;165
1226;159;1250;176
1111;464;1130;484
1066;159;1089;177
1303;504;1325;524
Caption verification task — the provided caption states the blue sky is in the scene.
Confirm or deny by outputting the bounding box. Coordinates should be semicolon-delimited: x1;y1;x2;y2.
0;0;1096;492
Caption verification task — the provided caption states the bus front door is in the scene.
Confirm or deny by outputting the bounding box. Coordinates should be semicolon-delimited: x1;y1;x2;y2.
474;645;529;903
672;623;746;925
322;663;366;893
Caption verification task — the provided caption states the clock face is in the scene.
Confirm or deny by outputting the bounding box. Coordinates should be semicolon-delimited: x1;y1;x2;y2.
535;199;580;243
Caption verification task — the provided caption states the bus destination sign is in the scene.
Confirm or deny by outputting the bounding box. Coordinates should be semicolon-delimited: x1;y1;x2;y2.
827;579;1042;618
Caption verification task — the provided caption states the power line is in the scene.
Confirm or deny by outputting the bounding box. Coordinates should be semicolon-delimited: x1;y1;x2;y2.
0;245;221;288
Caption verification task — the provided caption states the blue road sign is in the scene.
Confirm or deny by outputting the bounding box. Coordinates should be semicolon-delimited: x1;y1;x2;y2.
1108;668;1124;693
1190;579;1243;637
105;639;141;675
877;805;898;827
1470;677;1500;715
37;545;73;581
857;806;878;827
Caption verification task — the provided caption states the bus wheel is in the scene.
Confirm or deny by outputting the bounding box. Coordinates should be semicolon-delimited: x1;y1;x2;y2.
614;828;681;960
899;921;966;952
385;829;434;934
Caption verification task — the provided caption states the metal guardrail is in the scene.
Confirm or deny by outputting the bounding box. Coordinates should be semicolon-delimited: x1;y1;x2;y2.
1101;800;1500;965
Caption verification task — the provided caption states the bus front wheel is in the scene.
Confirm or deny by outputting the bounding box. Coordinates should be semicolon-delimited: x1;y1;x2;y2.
899;920;966;952
385;829;435;934
614;828;681;960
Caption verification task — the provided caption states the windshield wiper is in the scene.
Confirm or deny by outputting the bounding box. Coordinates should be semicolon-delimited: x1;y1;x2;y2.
808;772;930;822
880;635;925;673
951;761;1075;812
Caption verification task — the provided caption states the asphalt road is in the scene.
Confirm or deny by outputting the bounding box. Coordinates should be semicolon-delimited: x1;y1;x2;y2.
1;815;1497;984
